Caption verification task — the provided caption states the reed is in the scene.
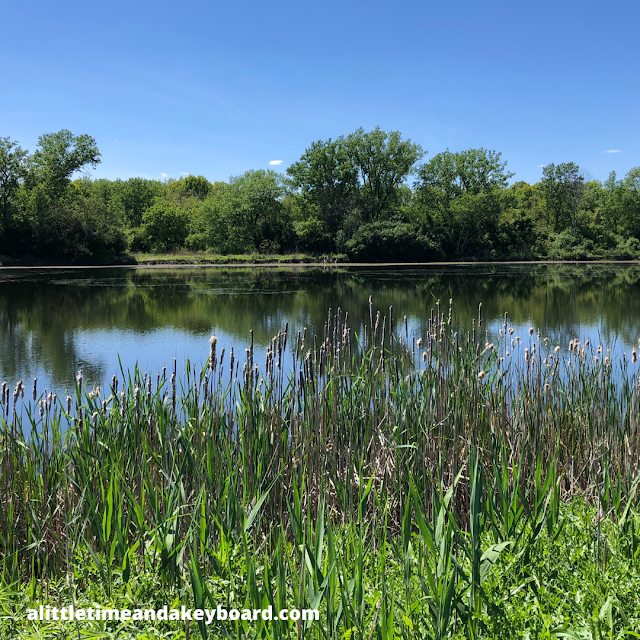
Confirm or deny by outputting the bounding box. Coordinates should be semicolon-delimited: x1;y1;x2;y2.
2;299;640;638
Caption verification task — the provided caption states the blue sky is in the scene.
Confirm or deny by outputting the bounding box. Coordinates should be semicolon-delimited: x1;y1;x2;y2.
2;0;638;185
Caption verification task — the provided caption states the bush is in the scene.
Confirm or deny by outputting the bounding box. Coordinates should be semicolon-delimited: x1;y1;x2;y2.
294;216;334;253
142;202;189;252
344;221;443;262
184;232;209;252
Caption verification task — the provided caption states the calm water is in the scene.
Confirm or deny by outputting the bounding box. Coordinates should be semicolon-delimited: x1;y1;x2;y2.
1;263;640;394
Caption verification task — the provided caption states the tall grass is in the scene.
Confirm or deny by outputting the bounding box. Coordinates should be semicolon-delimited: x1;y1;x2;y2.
2;299;640;638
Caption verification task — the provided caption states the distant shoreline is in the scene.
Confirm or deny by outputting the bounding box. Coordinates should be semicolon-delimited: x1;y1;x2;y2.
3;254;640;269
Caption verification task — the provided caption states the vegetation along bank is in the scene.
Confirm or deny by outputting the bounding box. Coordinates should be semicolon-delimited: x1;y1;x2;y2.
2;301;640;638
2;128;640;264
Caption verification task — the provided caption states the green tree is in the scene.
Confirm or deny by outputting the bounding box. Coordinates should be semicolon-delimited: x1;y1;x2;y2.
415;148;513;217
540;162;585;232
142;201;189;252
197;170;293;253
26;129;101;197
346;127;423;221
0;137;29;239
287;138;359;236
112;177;165;227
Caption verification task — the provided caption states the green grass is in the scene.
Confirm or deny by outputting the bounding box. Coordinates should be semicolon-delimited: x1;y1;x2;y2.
2;300;640;638
133;251;348;265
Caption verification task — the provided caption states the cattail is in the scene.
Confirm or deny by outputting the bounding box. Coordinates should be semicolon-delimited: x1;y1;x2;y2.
171;372;176;414
478;370;485;381
39;400;44;418
529;327;534;337
417;338;422;349
120;390;126;417
134;383;140;420
485;343;494;351
66;395;72;414
33;377;37;401
554;345;561;353
209;335;217;372
77;370;83;390
633;348;637;364
422;351;427;362
478;302;483;327
525;348;529;361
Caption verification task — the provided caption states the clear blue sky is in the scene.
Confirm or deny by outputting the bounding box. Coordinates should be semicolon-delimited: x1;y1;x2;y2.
2;0;638;185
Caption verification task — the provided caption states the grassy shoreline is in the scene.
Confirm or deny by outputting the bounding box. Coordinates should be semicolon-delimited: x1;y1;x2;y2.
2;300;640;638
5;250;640;268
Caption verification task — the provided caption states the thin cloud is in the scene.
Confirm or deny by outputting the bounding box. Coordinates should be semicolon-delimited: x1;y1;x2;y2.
606;149;622;153
537;164;545;168
181;172;189;176
268;160;283;165
160;172;168;177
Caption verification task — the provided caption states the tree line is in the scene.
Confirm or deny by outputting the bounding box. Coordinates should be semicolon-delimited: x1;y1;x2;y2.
1;128;640;263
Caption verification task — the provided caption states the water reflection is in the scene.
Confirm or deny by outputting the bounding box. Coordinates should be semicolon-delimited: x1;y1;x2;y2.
1;263;640;393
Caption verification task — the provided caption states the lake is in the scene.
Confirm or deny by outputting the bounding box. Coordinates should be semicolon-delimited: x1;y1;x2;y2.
2;262;640;395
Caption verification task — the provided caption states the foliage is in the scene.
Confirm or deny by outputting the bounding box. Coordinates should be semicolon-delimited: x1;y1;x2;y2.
142;201;190;252
0;137;29;240
3;299;640;638
3;127;640;263
344;219;443;261
415;147;513;215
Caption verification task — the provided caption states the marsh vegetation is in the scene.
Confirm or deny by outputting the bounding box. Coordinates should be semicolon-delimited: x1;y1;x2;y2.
2;298;640;638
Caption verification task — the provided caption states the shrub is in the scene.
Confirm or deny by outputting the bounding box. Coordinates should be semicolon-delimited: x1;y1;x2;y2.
142;202;189;252
344;221;443;262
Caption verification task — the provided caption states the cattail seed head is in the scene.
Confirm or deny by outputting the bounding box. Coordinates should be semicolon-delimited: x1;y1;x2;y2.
209;335;217;371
